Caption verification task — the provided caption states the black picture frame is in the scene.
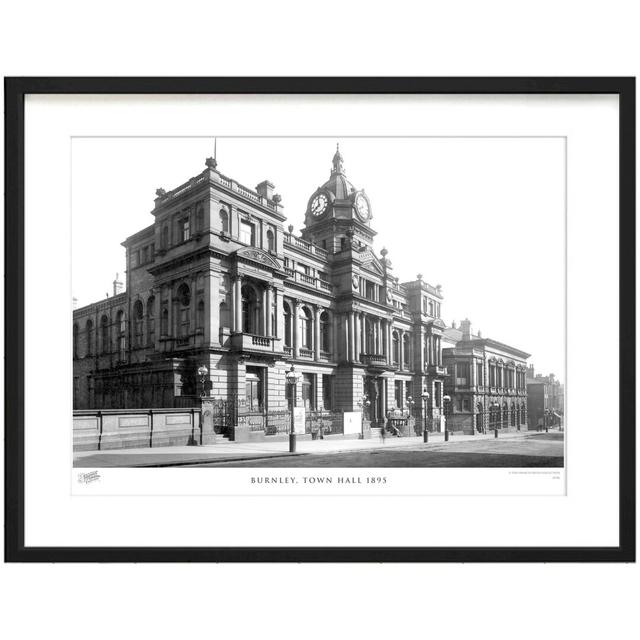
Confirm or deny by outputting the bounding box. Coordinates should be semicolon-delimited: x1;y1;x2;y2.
4;77;635;563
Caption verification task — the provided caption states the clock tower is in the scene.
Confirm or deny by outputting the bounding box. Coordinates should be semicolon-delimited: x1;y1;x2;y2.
301;145;376;252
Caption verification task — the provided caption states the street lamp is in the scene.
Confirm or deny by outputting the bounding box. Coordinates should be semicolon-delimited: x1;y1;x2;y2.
443;394;451;441
357;394;371;438
286;364;301;453
421;388;430;443
406;395;415;434
490;401;500;438
197;365;208;398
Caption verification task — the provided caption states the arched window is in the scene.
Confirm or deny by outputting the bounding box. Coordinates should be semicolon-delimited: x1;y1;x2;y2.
86;319;93;356
161;225;169;249
73;323;79;359
300;306;313;349
133;300;144;347
100;315;110;354
195;204;205;232
241;284;259;334
283;302;292;347
403;334;410;368
266;228;275;251
197;299;205;330
116;310;126;358
392;331;400;364
146;296;155;345
320;311;330;352
177;283;191;337
219;209;229;234
160;306;168;336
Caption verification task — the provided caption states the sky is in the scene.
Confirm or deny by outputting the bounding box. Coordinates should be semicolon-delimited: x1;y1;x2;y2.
72;136;565;380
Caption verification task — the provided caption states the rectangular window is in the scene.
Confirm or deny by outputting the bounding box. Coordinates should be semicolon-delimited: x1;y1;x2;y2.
477;363;483;386
435;382;441;408
395;381;403;408
245;368;264;412
182;217;191;242
142;247;148;263
239;220;254;245
322;375;333;410
365;281;376;301
428;300;434;316
456;362;470;387
302;373;315;410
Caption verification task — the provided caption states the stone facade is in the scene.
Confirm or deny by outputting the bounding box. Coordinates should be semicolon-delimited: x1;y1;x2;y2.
526;366;564;430
442;319;530;435
73;146;528;439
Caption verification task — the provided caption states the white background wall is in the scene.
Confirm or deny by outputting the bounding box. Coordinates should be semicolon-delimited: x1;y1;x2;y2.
1;2;638;640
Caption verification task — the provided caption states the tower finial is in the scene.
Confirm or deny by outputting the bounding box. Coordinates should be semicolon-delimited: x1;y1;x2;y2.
332;143;345;175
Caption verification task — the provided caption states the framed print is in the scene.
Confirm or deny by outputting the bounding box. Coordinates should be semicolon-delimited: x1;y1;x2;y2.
4;77;635;562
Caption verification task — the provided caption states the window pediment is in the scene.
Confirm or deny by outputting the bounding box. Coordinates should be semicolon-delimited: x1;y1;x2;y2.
234;247;282;271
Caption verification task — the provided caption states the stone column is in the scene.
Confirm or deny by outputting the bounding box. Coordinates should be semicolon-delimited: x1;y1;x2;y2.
232;276;242;332
354;311;361;362
166;283;173;338
274;288;283;340
205;271;220;345
314;306;322;361
381;320;387;361
292;299;300;358
348;312;355;362
381;378;387;420
265;286;273;336
398;329;404;370
261;286;268;336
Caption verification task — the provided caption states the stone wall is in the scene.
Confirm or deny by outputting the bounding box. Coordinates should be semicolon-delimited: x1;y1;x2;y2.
73;407;202;451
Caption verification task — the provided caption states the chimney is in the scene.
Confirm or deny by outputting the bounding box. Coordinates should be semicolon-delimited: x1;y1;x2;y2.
527;364;535;379
72;297;78;310
460;318;472;341
255;180;275;200
113;273;124;296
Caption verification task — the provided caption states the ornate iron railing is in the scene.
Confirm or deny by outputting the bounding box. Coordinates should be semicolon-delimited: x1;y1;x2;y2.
305;410;344;435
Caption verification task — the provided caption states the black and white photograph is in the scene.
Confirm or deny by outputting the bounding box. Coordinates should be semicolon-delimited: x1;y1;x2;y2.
6;78;632;561
71;136;565;472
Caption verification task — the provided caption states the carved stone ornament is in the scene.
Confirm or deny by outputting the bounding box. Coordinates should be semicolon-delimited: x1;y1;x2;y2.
235;246;281;270
352;275;360;290
155;188;166;197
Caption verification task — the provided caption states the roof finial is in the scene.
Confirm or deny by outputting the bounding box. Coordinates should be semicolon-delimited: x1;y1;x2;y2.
332;143;345;175
205;137;218;170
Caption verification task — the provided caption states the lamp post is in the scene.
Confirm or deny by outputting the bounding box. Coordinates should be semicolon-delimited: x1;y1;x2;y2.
197;365;208;398
357;395;370;439
421;389;430;443
406;395;415;435
491;401;500;438
286;364;301;453
443;394;451;441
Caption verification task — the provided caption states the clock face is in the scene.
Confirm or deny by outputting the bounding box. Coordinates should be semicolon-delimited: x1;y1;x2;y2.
355;193;370;219
310;193;328;216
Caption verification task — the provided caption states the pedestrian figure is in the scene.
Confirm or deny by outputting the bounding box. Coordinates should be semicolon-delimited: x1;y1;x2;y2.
380;423;386;444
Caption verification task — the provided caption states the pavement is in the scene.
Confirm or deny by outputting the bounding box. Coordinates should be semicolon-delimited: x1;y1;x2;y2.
73;429;560;468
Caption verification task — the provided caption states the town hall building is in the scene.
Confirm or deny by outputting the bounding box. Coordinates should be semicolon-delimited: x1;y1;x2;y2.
73;146;529;441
